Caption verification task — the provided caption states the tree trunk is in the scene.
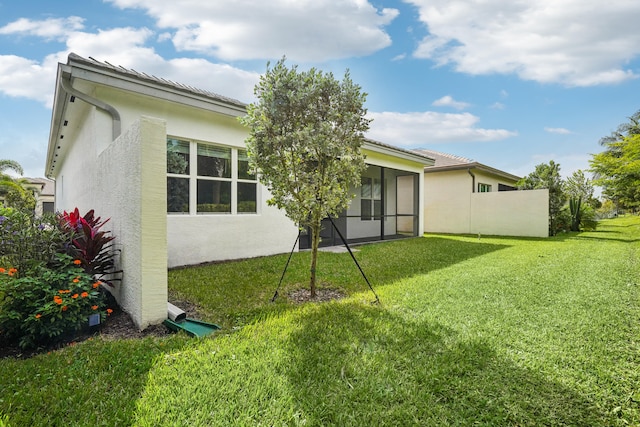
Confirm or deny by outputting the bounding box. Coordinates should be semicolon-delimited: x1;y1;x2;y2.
309;219;322;298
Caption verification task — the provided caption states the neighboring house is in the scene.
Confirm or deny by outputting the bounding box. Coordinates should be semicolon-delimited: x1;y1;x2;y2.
0;177;54;215
417;149;549;238
25;178;55;216
45;53;433;329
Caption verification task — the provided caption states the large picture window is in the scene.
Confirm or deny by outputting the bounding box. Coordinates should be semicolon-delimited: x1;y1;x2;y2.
167;138;257;214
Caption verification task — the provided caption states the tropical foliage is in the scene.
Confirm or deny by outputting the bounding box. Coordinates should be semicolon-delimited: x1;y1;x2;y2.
0;207;118;348
518;164;598;234
241;58;370;295
517;160;566;235
590;110;640;210
0;159;35;212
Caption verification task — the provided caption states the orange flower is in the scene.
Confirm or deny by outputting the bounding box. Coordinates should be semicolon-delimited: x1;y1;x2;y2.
0;267;5;273
73;259;82;265
106;308;113;315
72;293;79;299
62;305;68;311
53;295;63;304
81;292;88;298
91;305;98;310
72;277;80;284
35;314;42;319
8;268;17;276
59;290;66;294
92;282;101;289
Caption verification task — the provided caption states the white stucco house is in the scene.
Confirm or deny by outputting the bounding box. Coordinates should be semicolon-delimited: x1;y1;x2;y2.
45;53;433;329
417;149;549;238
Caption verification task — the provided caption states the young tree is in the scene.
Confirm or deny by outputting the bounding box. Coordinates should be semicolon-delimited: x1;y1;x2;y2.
241;59;370;296
517;160;566;235
564;169;597;231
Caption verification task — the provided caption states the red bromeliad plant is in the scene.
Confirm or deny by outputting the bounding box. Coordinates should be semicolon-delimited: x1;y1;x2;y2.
59;208;121;287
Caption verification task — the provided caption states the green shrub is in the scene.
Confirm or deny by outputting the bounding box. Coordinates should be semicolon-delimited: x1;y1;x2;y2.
0;208;68;275
0;253;109;349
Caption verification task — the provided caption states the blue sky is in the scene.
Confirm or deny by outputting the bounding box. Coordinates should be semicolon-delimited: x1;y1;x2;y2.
1;0;639;187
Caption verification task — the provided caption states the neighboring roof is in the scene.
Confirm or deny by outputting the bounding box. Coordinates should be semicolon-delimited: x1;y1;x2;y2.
416;149;521;182
416;149;474;168
47;53;435;177
25;178;55;196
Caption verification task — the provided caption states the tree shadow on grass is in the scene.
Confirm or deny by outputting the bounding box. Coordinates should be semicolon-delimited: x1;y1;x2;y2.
284;302;609;426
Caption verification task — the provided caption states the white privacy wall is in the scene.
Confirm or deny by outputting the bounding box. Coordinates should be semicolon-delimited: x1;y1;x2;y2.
95;117;168;329
424;170;549;238
470;189;549;237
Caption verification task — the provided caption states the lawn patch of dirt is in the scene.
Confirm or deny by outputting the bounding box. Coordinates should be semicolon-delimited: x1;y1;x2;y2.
288;286;346;304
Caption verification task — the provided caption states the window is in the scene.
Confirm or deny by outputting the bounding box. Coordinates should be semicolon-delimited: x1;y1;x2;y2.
167;138;257;214
43;202;55;214
478;183;492;193
361;177;382;220
237;150;257;213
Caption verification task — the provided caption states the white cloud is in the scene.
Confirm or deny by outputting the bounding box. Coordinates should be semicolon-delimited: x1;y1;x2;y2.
544;127;572;134
105;0;398;61
406;0;640;86
0;55;59;104
432;95;470;110
0;17;85;40
0;26;259;106
366;111;517;146
490;102;505;110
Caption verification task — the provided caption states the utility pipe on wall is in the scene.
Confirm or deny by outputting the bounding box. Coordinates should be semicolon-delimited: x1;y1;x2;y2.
467;168;476;193
60;75;122;141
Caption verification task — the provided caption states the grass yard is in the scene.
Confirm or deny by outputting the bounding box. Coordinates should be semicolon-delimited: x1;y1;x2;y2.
1;216;639;426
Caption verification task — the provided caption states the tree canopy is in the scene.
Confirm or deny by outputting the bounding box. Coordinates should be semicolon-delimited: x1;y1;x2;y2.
240;59;370;295
0;159;35;212
517;160;566;235
590;112;640;210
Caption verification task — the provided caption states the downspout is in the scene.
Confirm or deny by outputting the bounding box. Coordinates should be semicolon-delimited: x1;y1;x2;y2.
467;168;475;235
60;74;121;140
467;168;476;193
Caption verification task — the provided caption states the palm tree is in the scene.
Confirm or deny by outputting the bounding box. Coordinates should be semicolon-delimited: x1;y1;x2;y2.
0;159;32;209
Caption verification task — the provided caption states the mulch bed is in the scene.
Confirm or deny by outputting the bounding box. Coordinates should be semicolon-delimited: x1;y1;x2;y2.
1;288;344;359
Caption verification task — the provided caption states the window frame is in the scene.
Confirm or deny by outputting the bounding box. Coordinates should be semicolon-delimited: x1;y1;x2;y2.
360;176;383;221
166;138;258;215
478;183;492;193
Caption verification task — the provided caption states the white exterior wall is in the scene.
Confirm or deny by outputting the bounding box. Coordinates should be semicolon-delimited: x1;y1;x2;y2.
424;169;549;237
72;84;298;268
54;114;167;329
424;170;473;234
470;189;549;237
96;117;168;328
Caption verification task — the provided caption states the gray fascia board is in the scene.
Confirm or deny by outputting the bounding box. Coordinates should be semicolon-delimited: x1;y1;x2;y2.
68;64;247;118
45;65;72;178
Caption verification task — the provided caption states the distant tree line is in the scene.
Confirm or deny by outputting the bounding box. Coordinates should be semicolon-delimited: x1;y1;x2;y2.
518;110;640;236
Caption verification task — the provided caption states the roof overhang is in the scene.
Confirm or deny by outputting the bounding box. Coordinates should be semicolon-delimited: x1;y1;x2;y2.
363;139;435;166
424;162;521;182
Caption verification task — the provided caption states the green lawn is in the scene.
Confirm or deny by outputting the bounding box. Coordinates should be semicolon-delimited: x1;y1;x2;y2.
1;216;639;426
